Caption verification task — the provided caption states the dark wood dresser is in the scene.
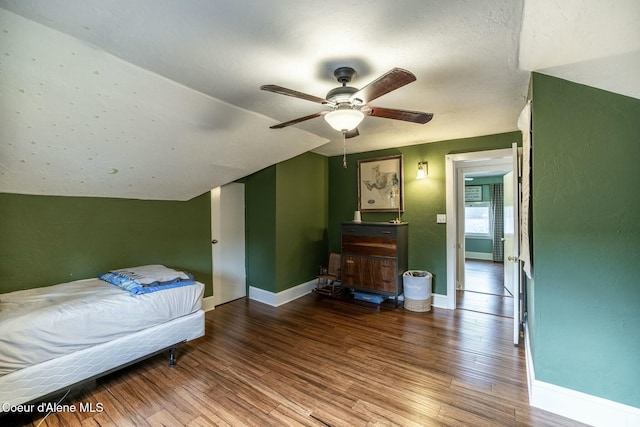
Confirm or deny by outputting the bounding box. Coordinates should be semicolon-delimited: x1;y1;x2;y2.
341;222;408;300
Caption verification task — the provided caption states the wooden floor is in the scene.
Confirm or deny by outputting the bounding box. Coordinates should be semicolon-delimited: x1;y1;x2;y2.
458;260;513;318
4;295;588;427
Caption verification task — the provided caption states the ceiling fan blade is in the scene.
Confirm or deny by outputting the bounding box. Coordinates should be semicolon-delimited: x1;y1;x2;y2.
363;106;434;124
260;85;327;104
345;128;359;138
350;68;416;104
269;112;324;129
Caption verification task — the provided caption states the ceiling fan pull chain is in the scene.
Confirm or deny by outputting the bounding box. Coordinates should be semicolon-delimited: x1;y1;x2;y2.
342;130;347;169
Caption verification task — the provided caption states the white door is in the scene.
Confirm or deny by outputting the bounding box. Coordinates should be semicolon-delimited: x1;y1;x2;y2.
456;168;467;291
211;183;246;306
503;143;521;344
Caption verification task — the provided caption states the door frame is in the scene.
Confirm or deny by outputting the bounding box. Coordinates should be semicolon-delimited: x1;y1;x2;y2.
445;148;514;310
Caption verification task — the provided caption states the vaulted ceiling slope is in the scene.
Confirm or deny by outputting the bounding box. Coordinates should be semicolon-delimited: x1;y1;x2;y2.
1;1;638;200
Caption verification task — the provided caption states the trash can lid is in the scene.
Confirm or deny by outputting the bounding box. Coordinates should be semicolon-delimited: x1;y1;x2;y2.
403;270;430;277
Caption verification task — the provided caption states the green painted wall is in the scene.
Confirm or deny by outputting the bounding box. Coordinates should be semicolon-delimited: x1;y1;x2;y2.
0;192;213;296
245;165;277;292
276;152;328;292
531;73;640;408
328;132;519;294
245;152;328;293
465;237;492;254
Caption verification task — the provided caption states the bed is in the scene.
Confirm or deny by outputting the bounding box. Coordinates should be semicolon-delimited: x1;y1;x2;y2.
0;265;205;412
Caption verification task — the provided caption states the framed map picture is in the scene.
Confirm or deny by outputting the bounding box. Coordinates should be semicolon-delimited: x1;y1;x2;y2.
357;155;404;212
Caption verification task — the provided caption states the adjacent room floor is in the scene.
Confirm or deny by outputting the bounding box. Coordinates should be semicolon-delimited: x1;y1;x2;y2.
457;259;513;318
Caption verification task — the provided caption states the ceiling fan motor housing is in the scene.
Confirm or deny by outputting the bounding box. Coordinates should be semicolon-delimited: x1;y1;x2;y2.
326;86;358;106
326;67;363;107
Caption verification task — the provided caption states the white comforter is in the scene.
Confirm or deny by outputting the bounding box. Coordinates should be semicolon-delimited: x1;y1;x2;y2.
0;278;203;376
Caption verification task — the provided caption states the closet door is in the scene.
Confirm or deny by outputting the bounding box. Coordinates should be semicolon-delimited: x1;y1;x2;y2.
211;183;246;306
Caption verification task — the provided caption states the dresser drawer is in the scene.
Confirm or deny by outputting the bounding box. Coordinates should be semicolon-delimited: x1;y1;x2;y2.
342;224;398;238
342;234;397;258
342;256;399;294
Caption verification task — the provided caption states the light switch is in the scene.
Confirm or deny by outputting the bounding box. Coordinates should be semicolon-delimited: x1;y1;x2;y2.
436;214;447;223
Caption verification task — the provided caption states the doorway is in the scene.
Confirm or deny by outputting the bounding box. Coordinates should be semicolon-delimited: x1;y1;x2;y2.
445;145;523;344
457;171;512;317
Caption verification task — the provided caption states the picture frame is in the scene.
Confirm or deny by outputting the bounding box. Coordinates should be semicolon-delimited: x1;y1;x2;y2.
357;155;404;212
465;185;483;202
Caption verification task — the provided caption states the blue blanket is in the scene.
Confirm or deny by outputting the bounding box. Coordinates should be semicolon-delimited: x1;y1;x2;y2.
98;265;195;295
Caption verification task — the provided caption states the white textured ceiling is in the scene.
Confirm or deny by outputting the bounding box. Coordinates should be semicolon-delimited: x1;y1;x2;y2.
0;0;638;200
519;0;640;100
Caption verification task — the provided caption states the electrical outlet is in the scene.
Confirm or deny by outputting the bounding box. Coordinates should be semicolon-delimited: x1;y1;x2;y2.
436;214;447;223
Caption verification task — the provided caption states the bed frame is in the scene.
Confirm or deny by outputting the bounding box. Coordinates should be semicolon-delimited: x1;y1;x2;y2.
0;309;204;411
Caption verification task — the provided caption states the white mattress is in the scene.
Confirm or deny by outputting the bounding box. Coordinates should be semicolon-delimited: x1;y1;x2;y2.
0;278;204;376
0;309;204;411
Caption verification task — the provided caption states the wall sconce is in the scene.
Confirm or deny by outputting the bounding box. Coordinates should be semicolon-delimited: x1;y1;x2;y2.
416;162;428;179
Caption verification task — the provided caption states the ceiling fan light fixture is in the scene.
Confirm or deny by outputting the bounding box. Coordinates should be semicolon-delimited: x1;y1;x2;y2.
324;108;364;132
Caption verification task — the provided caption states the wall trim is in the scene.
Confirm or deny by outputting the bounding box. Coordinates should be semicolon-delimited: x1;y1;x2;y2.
202;296;216;312
249;279;316;307
525;323;640;427
248;283;451;311
431;293;449;309
465;252;493;261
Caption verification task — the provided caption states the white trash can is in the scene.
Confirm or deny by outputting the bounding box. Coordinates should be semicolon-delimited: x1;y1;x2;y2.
403;270;432;312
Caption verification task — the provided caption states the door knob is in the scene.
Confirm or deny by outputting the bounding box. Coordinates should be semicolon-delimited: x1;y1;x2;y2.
212;239;218;244
507;255;518;261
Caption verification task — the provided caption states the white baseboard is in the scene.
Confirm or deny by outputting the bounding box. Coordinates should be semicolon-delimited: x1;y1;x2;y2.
249;279;316;307
525;323;640;427
247;284;452;311
465;252;493;261
432;293;450;309
248;283;452;311
202;296;216;312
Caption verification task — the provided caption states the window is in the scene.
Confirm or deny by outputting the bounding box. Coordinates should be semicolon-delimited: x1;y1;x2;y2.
465;201;491;237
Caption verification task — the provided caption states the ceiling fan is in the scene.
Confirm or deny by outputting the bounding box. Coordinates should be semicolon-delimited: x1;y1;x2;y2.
260;67;433;138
